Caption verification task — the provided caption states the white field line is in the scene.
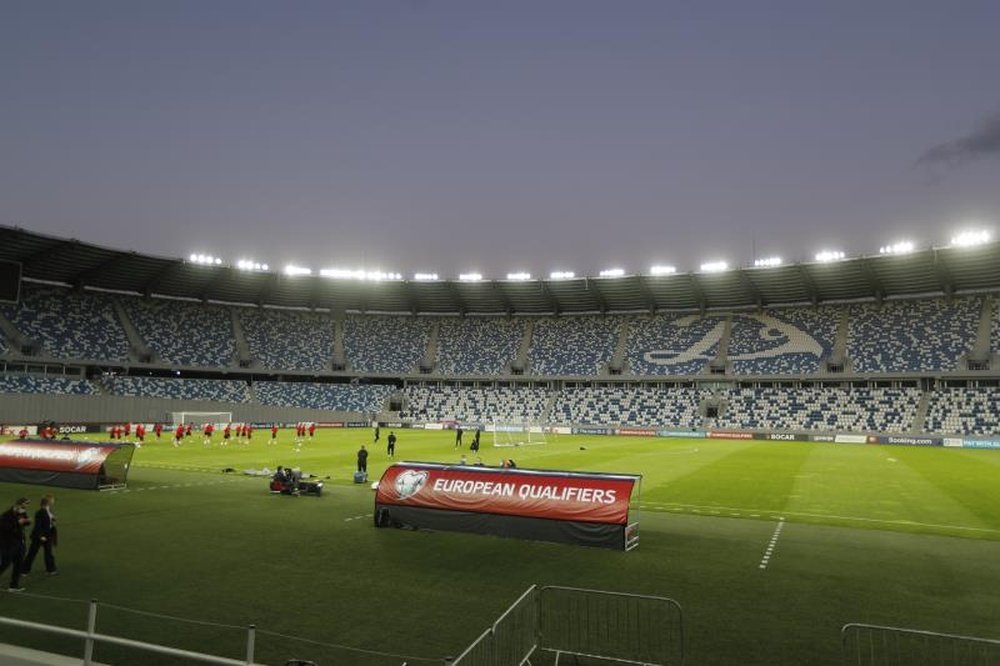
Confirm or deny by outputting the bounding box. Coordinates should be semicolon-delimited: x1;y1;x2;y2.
105;479;247;494
642;501;1000;535
758;519;785;570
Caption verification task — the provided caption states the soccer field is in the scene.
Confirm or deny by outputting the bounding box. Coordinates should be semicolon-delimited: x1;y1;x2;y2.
1;429;999;665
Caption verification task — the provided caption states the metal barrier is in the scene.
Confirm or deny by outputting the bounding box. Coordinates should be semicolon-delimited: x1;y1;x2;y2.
539;586;684;665
0;592;437;665
451;585;540;666
452;585;684;666
842;624;1000;666
0;599;257;665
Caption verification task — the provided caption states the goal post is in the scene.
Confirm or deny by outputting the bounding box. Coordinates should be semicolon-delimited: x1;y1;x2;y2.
171;411;233;426
491;419;548;448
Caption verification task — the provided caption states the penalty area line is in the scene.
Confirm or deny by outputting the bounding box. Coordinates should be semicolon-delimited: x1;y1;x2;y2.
758;518;785;570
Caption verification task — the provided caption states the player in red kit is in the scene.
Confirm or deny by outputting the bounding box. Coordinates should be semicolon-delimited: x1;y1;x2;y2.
173;424;184;447
154;423;163;439
308;423;316;440
270;424;278;445
135;423;146;446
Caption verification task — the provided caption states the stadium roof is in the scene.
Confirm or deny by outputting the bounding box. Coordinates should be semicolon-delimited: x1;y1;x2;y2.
2;224;1000;314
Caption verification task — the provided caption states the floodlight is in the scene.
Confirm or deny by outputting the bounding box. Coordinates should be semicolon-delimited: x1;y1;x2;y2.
506;272;531;281
700;261;729;273
320;268;401;281
753;257;783;268
814;250;845;263
950;230;991;247
649;265;676;275
190;253;222;266
459;273;483;282
284;265;312;276
879;241;915;255
549;271;576;280
599;268;625;278
413;273;439;281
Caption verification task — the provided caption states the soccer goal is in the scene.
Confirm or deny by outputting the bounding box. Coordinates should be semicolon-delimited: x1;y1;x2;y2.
171;411;233;426
491;419;548;448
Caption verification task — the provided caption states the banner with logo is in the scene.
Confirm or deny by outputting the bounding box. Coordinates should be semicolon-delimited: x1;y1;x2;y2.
708;431;754;440
375;463;641;550
617;428;657;437
961;439;1000;449
0;439;135;490
376;463;636;524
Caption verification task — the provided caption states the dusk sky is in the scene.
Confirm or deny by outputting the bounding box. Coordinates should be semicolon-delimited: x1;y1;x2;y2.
3;1;1000;279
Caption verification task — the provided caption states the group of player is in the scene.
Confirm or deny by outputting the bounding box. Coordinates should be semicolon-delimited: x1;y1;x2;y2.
108;422;148;443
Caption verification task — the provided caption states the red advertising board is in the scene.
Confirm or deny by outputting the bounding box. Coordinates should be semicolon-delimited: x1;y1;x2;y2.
0;440;116;474
707;431;754;440
376;463;637;525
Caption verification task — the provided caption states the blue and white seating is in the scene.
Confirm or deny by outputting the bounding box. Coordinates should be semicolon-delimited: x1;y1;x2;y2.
0;373;96;396
103;376;250;403
435;317;524;375
255;381;392;412
122;297;236;367
528;316;620;376
402;385;549;423
847;298;980;373
0;286;129;362
713;386;920;433
240;308;334;372
344;316;431;374
729;308;839;375
551;385;710;428
626;314;725;376
924;387;1000;436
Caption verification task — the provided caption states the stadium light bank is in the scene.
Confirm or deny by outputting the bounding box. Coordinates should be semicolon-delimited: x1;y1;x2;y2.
506;272;532;281
459;272;483;282
599;268;626;278
699;261;729;273
283;265;313;276
649;265;677;275
878;241;915;256
752;256;783;268
814;250;846;263
549;270;576;280
950;229;992;247
319;268;403;281
189;253;223;266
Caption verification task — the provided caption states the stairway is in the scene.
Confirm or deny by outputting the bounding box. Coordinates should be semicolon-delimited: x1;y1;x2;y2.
113;300;155;363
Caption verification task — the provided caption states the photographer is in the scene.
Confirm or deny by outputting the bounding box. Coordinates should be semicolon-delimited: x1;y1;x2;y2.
0;498;31;591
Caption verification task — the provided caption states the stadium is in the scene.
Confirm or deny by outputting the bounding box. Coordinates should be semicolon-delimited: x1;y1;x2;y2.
1;224;1000;664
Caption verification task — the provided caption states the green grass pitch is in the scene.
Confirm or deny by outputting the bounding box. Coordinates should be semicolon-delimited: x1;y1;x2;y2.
1;429;999;665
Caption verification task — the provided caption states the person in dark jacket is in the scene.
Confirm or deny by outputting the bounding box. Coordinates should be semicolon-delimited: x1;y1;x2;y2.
357;445;369;473
0;497;31;591
22;494;57;576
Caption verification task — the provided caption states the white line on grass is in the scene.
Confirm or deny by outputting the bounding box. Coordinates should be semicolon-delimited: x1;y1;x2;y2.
759;518;785;570
105;479;245;495
642;501;1000;535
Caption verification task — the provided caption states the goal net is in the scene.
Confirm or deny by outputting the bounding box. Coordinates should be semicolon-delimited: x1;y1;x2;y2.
171;411;233;427
491;419;548;448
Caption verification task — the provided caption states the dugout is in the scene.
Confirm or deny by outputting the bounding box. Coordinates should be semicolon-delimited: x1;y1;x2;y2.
374;462;642;551
0;439;135;490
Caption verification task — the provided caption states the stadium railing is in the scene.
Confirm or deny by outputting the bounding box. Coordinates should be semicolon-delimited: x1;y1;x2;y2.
841;623;1000;666
452;585;685;666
